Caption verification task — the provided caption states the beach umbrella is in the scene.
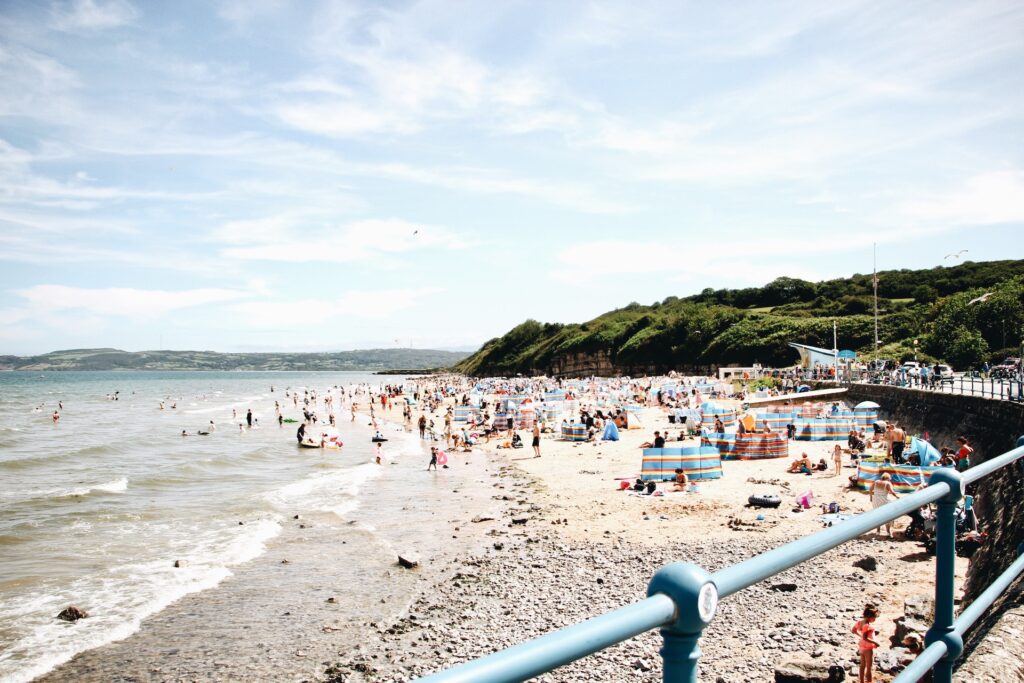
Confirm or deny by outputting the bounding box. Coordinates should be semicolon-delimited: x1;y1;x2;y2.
855;401;881;410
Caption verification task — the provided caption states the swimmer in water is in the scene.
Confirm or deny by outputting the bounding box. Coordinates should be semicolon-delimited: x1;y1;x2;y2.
181;430;188;437
52;411;60;423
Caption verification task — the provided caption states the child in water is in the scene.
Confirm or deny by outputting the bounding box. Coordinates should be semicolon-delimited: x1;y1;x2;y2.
852;604;879;683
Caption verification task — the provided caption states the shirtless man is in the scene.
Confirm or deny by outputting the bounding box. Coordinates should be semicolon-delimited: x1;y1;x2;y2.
890;423;906;463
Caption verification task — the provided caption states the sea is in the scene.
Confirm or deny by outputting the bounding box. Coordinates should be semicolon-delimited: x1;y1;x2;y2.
0;371;502;682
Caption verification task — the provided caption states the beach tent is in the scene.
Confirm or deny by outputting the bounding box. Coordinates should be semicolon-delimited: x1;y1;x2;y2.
911;437;941;466
640;447;723;481
855;460;934;493
731;433;789;460
602;421;620;441
560;423;588;442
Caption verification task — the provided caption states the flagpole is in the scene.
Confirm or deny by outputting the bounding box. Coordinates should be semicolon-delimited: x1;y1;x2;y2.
833;319;839;383
873;243;879;358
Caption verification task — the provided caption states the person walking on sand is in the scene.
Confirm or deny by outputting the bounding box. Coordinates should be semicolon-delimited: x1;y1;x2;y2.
532;422;541;458
870;473;899;536
832;444;843;476
852;604;880;683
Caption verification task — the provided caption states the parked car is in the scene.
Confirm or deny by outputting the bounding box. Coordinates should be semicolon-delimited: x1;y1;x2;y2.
901;361;921;377
934;364;955;382
991;358;1021;379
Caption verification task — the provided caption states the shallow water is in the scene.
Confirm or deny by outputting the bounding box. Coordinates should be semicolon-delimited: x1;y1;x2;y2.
0;371;444;683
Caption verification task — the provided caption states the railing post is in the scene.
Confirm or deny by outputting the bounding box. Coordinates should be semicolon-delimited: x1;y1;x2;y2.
647;563;718;682
925;468;965;683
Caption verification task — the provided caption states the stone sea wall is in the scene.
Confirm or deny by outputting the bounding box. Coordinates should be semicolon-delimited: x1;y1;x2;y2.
834;383;1024;677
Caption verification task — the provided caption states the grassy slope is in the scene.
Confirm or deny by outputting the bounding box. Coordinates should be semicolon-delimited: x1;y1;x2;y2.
456;260;1024;375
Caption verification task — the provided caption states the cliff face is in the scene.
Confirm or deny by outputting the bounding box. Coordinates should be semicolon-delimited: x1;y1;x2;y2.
545;351;710;378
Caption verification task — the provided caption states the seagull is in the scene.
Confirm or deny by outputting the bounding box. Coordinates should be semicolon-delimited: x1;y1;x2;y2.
944;249;968;260
968;292;993;305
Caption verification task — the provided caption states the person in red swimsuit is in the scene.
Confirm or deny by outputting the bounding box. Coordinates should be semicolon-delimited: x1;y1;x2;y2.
852;604;880;683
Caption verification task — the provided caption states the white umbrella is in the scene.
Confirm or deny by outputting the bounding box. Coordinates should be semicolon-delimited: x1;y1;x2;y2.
855;401;880;409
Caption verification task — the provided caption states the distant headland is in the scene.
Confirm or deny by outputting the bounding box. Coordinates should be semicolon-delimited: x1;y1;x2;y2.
0;348;470;372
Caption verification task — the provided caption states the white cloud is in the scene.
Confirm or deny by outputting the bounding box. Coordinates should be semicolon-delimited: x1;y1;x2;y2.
228;287;442;325
900;171;1024;227
12;285;248;318
51;0;137;31
217;217;471;263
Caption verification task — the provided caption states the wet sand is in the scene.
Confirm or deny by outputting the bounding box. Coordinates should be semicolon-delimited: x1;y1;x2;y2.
37;420;520;682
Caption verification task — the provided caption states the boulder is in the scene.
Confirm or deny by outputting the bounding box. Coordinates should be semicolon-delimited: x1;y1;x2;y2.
774;657;846;682
892;616;931;646
853;556;877;571
903;595;934;621
57;606;89;622
875;647;910;675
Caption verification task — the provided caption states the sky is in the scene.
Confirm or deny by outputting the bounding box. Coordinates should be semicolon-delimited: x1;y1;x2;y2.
1;0;1023;355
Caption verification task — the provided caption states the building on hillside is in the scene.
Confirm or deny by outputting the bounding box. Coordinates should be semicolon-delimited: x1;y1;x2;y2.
788;342;837;370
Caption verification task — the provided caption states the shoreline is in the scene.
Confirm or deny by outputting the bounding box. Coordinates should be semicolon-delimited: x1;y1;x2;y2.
31;404;520;683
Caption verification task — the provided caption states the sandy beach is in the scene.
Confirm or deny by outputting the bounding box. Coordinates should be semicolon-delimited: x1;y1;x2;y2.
322;389;967;683
22;377;968;683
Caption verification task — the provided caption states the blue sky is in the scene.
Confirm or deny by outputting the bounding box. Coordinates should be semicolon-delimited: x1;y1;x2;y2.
1;0;1023;355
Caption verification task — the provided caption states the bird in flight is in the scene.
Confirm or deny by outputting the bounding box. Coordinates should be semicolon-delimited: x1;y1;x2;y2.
944;249;968;260
968;292;993;305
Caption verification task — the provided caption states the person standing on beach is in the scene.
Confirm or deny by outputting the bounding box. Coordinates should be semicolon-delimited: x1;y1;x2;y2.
852;604;880;683
427;446;438;471
418;414;427;439
870;474;899;536
532;422;541;458
890;423;906;463
833;444;843;476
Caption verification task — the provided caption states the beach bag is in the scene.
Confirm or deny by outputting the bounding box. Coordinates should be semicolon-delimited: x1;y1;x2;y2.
828;502;840;514
796;490;814;509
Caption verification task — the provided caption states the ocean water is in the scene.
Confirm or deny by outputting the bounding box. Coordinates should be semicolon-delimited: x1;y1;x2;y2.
0;371;431;682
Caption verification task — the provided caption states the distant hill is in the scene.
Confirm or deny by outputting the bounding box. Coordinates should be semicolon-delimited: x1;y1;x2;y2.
0;348;469;372
455;259;1024;377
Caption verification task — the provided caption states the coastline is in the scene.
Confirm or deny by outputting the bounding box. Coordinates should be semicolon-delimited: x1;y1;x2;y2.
31;406;520;682
28;395;966;683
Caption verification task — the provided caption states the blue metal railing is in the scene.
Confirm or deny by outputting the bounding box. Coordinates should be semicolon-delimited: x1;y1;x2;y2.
417;436;1024;683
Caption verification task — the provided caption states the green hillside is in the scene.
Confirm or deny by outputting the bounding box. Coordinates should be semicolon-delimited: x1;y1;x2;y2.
0;348;468;372
455;260;1024;376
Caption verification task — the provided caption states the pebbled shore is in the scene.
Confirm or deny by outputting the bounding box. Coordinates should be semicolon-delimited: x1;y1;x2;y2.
325;494;941;683
321;404;964;683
